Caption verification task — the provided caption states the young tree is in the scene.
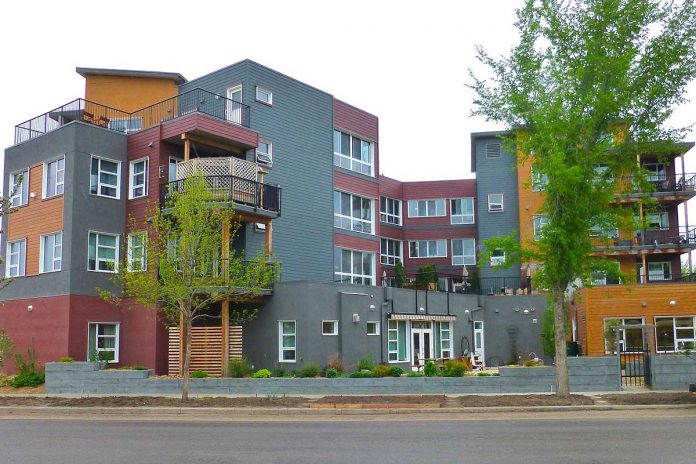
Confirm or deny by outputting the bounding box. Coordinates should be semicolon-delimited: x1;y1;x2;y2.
104;175;278;401
470;0;696;395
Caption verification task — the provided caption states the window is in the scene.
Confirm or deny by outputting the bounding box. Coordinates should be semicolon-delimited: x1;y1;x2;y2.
255;86;273;105
43;157;65;198
9;169;28;207
88;232;119;272
380;238;402;266
407;199;446;218
594;164;613;183
108;117;142;134
643;163;666;182
90;156;120;198
388;320;408;362
434;322;453;358
451;198;475;224
367;321;380;336
334;248;374;285
487;193;504;212
334;191;373;234
5;239;26;278
88;323;119;362
169;157;182;182
640;262;671;283
333;130;374;176
485;142;501;158
129;158;148;199
380;196;402;225
452;239;476;265
127;232;147;272
591;261;620;286
490;249;505;267
655;316;696;353
646;211;669;230
533;215;549;240
256;141;272;166
278;321;296;362
604;318;644;354
322;320;338;336
39;232;62;273
531;168;548;192
409;240;447;258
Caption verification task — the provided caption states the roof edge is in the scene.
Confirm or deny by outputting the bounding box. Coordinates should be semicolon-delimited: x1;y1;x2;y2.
76;67;187;85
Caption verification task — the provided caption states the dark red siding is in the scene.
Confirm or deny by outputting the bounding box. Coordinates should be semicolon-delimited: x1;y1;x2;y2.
334;99;380;178
160;113;259;149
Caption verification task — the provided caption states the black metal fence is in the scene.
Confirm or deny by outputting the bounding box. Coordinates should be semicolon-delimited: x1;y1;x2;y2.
614;173;696;195
620;344;651;387
387;272;534;296
598;226;696;248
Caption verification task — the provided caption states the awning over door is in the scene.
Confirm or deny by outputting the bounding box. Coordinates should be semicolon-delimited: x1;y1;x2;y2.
388;313;456;322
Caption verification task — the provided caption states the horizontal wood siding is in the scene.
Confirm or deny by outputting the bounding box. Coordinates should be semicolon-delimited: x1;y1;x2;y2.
334;171;379;198
334;233;380;253
379;176;403;199
126;128;162;230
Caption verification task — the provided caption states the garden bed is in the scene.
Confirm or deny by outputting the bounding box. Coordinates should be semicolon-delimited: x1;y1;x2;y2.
599;392;696;405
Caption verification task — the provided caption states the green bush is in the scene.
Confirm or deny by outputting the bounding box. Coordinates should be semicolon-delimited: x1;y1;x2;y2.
349;370;375;378
190;370;208;378
423;360;438;377
228;357;253;378
523;360;543;367
389;366;404;377
58;357;75;363
476;372;500;376
252;369;272;379
9;372;44;388
272;368;285;378
326;367;338;378
357;356;374;371
372;365;390;377
406;371;424;377
443;360;468;377
299;362;321;378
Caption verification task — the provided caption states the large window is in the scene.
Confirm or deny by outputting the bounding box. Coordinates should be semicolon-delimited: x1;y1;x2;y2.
388;320;408;362
655;316;696;352
490;249;505;267
40;231;62;273
591;260;620;286
127;232;147;272
643;163;666;182
278;321;296;362
90;156;121;199
334;248;374;285
43;157;65;198
333;130;374;176
451;238;476;265
640;262;671;283
88;232;119;273
533;215;549;241
380;196;402;225
129;158;148;199
380;238;402;266
531;168;548;192
108;117;142;134
88;323;119;362
409;240;447;258
487;193;504;212
334;191;373;234
9;169;28;207
646;211;669;230
451;198;475;224
434;321;453;358
5;239;26;278
408;199;446;218
604;318;644;353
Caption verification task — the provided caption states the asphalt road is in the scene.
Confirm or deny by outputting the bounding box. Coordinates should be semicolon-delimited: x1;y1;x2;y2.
1;412;695;464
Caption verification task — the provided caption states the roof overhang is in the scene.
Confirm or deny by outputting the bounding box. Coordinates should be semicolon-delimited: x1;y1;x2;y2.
388;313;456;322
76;67;187;84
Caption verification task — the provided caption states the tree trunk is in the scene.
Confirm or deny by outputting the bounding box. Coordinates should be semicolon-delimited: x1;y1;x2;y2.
182;316;192;402
552;286;570;396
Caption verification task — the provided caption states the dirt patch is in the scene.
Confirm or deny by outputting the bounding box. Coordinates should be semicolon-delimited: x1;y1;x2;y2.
312;395;447;405
0;385;45;395
446;394;595;407
0;396;309;408
601;392;696;405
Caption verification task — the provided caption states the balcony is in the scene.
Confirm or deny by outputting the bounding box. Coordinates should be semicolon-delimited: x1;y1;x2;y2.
176;157;260;182
385;271;536;296
593;226;696;256
612;173;696;204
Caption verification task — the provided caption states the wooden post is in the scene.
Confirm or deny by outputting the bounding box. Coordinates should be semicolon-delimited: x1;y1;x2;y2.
264;220;273;259
221;300;230;376
182;133;190;161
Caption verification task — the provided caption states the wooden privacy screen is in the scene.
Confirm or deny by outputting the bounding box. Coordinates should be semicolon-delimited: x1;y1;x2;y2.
168;326;243;376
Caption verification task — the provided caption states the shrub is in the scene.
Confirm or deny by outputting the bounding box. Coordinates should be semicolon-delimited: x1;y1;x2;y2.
443;360;468;377
349;370;375;378
9;372;44;388
477;372;499;376
423;360;438;377
252;369;272;379
326;353;344;372
272;368;285;378
190;370;208;378
299;362;321;378
11;344;44;388
372;365;390;377
406;371;424;377
228;357;253;378
357;356;374;371
523;360;542;367
0;374;9;387
326;367;338;378
59;357;75;363
389;366;404;377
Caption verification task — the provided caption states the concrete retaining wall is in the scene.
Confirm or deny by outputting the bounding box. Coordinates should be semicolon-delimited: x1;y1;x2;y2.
650;355;696;390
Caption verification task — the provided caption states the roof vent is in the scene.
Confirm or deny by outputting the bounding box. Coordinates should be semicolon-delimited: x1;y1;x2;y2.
486;143;501;158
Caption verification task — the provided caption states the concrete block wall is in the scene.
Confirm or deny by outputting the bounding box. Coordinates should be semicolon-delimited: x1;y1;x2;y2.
650;355;696;390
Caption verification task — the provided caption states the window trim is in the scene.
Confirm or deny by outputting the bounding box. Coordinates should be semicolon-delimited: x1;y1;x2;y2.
255;86;273;106
87;231;120;273
533;214;549;241
5;238;26;278
379;196;402;225
487;193;504;213
450;198;475;224
9;168;29;207
256;140;273;166
321;320;338;336
388;319;410;363
39;231;63;274
366;321;380;336
333;129;374;177
128;157;149;199
451;238;476;266
334;247;375;286
407;199;447;218
334;190;374;235
439;321;453;358
380;238;402;266
127;232;147;272
655;315;696;353
408;239;447;259
490;249;506;267
278;320;297;363
42;156;65;199
90;155;121;199
88;322;120;363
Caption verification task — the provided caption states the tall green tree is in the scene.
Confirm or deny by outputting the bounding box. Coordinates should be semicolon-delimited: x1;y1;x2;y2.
470;0;696;395
103;175;278;400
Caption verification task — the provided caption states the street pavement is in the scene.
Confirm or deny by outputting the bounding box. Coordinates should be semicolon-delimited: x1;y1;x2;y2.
0;410;695;463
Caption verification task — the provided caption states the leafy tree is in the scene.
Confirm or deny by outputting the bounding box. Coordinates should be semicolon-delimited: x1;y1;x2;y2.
416;264;438;284
103;175;278;400
470;0;696;395
394;260;406;288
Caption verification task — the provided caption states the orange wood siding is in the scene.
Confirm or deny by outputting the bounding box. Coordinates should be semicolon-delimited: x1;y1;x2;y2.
84;75;178;112
7;164;64;276
516;154;545;250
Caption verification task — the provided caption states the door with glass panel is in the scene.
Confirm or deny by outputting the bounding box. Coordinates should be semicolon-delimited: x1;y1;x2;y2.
226;85;243;124
473;321;485;361
411;321;433;370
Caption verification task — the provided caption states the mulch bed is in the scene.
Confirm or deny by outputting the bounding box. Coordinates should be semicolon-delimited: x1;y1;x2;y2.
0;396;309;408
447;394;595;407
312;395;447;405
600;392;696;405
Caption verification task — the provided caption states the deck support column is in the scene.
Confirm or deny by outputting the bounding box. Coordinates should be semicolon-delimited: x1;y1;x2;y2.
182;133;190;161
264;219;273;260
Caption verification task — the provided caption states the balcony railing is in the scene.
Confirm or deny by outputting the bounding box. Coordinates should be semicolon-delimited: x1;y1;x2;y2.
638;273;696;284
176;157;259;182
161;175;281;214
613;173;696;197
386;272;535;296
14;88;251;144
594;226;696;250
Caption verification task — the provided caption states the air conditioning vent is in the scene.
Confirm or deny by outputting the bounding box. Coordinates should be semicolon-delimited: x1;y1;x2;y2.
486;143;501;158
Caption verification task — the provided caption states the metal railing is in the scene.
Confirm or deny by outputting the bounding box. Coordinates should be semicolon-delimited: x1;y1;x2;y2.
613;173;696;196
594;226;696;249
638;273;696;284
160;175;281;214
386;271;534;296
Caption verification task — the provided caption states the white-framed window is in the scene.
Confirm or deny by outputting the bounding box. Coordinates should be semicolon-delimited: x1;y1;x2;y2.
255;86;273;105
88;232;119;273
409;240;447;258
490;249;505;267
108;117;142;134
435;321;453;358
169;157;182;182
333;129;374;176
39;231;62;273
380;238;402;266
278;320;296;362
256;141;273;166
88;322;120;362
485;142;501;158
380;196;402;225
322;320;338;336
640;262;671;283
643;163;666;182
531;167;548;192
408;199;446;218
334;248;374;285
646;211;669;230
533;215;549;240
604;318;645;354
90;156;121;199
488;193;504;212
452;238;476;266
367;321;380;336
388;320;409;362
656;316;696;353
43;157;65;199
9;169;29;207
5;239;26;278
334;191;373;234
128;158;148;199
451;198;475;224
127;232;147;272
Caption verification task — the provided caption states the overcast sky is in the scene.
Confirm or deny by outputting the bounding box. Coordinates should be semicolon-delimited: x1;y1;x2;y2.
0;0;694;183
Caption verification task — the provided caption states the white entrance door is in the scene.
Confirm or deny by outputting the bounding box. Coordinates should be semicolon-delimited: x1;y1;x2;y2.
226;85;243;124
411;321;433;371
473;321;485;362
